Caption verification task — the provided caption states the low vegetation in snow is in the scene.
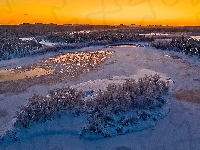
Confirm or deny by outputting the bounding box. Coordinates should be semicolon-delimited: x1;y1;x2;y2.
151;36;200;57
1;74;169;139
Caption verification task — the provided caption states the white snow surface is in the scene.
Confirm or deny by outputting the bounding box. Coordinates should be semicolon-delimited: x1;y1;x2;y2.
19;37;35;41
72;69;174;92
38;40;56;46
0;45;200;150
139;33;169;36
19;37;63;46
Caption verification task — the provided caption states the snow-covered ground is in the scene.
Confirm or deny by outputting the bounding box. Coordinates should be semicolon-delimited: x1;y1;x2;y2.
19;37;35;41
38;40;57;46
71;69;173;92
0;45;200;150
19;37;62;46
139;33;169;36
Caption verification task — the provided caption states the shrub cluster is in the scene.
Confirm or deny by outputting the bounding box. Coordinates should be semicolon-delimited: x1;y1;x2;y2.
83;74;169;136
14;75;169;137
14;87;84;128
151;37;200;57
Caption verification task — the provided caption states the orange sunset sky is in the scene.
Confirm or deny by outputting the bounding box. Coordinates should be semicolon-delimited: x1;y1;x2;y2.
0;0;200;25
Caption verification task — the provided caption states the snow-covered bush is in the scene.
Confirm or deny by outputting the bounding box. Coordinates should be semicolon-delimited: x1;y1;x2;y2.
82;74;169;136
13;74;169;138
14;87;84;128
151;37;200;57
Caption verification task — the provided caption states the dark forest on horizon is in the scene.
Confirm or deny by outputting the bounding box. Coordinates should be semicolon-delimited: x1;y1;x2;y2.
0;24;200;61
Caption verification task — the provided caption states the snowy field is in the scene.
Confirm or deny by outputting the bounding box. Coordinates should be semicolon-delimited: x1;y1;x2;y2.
0;44;200;150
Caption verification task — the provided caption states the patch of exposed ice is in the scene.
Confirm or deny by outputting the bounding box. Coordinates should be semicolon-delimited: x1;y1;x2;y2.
139;33;169;36
19;37;61;46
164;54;170;57
19;37;34;41
39;40;56;46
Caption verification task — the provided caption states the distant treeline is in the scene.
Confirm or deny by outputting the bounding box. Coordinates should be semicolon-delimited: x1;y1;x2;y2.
1;24;200;38
0;24;200;60
0;38;42;60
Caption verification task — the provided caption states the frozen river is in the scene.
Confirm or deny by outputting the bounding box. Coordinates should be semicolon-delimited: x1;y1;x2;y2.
0;45;200;150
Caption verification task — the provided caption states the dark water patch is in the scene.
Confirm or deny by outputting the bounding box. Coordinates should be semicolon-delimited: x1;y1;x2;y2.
114;146;132;150
106;43;150;48
104;60;117;65
193;79;200;82
170;54;182;59
174;89;200;104
0;109;9;119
